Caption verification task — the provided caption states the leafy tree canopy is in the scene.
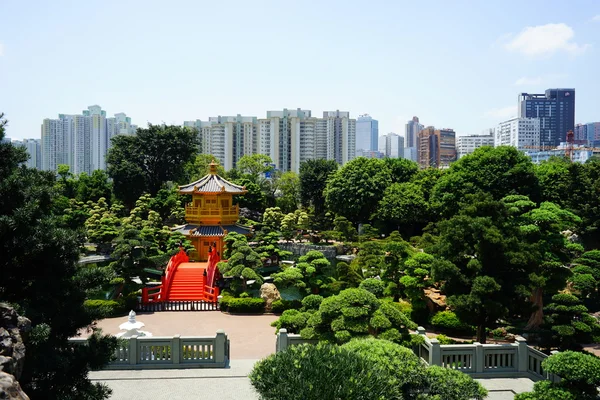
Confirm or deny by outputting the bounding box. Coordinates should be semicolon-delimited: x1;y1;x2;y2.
107;124;199;208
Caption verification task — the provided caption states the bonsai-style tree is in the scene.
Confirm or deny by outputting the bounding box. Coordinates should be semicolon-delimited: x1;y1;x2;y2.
219;233;263;294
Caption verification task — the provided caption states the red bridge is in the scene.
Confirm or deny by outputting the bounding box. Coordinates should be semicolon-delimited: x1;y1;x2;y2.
141;249;221;305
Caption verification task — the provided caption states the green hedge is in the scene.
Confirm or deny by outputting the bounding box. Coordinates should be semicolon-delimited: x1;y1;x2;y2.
84;299;122;319
221;297;265;314
271;299;302;314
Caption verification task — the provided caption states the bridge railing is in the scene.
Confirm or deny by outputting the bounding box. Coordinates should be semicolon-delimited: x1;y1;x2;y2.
69;330;229;369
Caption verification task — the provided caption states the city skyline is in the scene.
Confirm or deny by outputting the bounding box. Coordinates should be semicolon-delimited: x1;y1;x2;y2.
1;1;599;141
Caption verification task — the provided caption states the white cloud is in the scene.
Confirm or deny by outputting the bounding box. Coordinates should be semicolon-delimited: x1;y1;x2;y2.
513;73;568;86
592;15;600;22
514;76;543;86
484;106;518;119
504;23;590;56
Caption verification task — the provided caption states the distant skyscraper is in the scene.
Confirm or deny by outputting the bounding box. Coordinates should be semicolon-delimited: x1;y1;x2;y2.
575;122;600;146
456;134;494;159
518;89;575;147
185;108;356;173
42;106;134;173
405;116;423;149
417;127;456;169
356;114;378;152
495;117;541;151
384;133;404;158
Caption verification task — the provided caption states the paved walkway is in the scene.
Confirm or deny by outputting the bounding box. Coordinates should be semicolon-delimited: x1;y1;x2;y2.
90;360;534;400
85;311;279;359
90;360;259;400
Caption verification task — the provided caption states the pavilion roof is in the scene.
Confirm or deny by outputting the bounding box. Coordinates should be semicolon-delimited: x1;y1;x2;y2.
178;161;246;195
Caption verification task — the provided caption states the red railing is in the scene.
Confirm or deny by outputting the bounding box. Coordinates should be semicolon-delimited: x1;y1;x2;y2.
141;248;189;303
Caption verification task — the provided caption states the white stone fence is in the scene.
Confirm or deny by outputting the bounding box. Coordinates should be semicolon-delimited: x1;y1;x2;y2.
275;327;559;382
70;330;229;369
415;327;559;381
276;329;318;352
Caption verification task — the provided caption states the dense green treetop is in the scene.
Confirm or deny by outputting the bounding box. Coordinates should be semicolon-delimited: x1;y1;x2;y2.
107;124;199;208
430;146;540;217
325;157;393;224
299;159;338;217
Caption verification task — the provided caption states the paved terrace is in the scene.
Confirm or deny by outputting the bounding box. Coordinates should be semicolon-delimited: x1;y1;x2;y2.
86;312;534;399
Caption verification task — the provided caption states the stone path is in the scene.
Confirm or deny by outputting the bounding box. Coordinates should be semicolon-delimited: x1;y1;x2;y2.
91;361;534;400
90;360;260;400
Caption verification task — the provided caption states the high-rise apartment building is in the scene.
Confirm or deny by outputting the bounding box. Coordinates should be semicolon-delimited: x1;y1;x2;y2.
384;133;404;158
405;116;423;149
456;134;494;159
356;114;378;152
9;139;41;169
575;122;600;146
518;89;575;147
185;108;356;173
417;127;456;169
42;106;135;174
495;117;541;151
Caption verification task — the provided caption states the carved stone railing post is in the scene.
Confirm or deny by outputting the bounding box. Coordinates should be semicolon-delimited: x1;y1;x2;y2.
474;342;484;373
129;335;138;365
277;328;289;353
429;338;440;366
516;336;528;373
172;334;181;364
214;330;227;364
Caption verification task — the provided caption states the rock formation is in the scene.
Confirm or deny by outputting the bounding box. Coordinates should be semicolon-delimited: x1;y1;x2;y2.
259;283;281;312
0;303;31;400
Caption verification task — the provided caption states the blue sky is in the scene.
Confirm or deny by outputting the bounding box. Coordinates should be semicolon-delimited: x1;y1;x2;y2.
1;0;599;140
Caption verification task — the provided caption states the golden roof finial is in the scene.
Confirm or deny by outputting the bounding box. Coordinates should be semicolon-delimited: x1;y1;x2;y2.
209;159;217;174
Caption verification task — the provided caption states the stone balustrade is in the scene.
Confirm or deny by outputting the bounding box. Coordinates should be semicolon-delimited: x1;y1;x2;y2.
275;327;559;382
415;327;559;381
70;330;229;369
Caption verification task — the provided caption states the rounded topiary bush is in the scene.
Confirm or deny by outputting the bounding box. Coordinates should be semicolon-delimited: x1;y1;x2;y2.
359;278;386;298
301;294;323;310
425;366;487;400
342;338;427;396
249;343;403;400
430;310;472;333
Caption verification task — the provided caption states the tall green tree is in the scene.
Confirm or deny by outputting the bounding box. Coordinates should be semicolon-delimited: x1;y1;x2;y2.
236;154;274;179
325;157;392;224
107;124;199;208
299;159;338;219
0;114;116;399
374;182;429;235
430;146;539;217
430;194;535;343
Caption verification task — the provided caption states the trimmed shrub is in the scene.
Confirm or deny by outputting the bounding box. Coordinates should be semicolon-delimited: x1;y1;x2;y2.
222;297;265;314
431;311;472;333
426;365;487;400
359;278;386;298
250;343;403;400
301;294;323;310
271;299;302;314
271;309;308;333
84;299;121;319
342;338;427;397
